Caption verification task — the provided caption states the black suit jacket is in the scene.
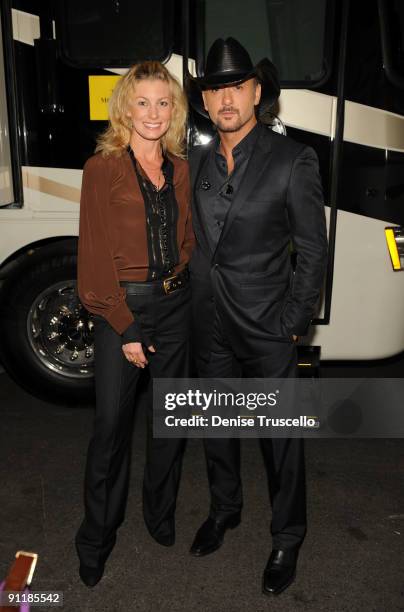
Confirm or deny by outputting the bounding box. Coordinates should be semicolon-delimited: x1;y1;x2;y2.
189;122;328;360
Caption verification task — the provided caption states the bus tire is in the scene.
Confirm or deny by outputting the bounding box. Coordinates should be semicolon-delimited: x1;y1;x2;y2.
0;248;95;404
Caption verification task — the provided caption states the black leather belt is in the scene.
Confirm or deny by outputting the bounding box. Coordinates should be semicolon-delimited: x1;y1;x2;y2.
121;269;189;296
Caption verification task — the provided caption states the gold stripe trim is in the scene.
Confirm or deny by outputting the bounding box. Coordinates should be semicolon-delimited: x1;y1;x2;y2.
22;169;80;203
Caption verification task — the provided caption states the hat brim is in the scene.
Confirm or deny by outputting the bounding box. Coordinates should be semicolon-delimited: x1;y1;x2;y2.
192;69;256;89
186;58;280;119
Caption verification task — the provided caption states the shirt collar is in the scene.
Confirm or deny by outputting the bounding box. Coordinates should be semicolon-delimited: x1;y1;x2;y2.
126;145;173;185
215;121;260;159
161;153;174;185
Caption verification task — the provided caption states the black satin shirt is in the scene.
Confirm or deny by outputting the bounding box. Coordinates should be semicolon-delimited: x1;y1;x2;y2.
128;147;179;281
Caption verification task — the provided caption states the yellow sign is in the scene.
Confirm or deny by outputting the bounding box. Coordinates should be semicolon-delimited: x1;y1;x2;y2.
88;75;121;121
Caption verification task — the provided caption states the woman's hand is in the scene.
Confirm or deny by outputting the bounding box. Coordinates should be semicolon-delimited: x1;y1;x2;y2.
122;342;156;368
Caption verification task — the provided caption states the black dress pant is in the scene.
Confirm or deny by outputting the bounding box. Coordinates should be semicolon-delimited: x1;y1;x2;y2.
75;286;190;568
196;313;307;551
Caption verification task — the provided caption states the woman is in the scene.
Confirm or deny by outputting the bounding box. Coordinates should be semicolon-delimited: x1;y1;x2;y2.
75;61;194;587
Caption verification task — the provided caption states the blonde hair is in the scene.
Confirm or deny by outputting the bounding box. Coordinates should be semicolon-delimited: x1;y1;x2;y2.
95;61;188;158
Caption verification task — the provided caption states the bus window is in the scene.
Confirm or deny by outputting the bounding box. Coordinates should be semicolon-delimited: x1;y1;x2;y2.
197;0;334;87
56;0;175;68
378;0;404;89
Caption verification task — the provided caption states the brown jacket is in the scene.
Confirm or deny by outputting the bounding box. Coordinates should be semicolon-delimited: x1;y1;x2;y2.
77;150;194;335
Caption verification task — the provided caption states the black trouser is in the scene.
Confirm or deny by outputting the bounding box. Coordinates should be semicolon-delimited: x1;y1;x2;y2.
75;286;190;569
196;313;307;551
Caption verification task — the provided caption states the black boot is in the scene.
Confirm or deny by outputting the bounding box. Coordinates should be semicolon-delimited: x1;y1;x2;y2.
79;564;104;588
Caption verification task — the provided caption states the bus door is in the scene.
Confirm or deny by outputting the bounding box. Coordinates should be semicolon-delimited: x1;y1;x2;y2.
0;0;21;208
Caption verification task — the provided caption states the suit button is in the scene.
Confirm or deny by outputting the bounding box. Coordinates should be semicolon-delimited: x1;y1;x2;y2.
214;263;219;269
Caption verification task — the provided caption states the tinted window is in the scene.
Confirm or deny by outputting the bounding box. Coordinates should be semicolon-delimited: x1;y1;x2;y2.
379;0;404;89
199;0;333;86
56;0;174;68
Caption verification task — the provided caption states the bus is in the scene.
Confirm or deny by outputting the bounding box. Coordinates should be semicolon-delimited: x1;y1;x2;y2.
0;0;403;402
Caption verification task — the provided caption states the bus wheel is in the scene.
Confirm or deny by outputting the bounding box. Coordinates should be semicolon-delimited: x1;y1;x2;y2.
0;251;95;404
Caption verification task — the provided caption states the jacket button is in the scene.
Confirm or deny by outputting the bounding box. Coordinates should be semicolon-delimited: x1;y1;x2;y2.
214;263;219;269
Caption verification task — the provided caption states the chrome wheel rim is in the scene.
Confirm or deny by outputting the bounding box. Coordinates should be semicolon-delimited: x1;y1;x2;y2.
27;280;94;379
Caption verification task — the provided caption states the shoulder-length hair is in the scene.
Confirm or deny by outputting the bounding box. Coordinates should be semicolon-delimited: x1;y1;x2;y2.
95;61;188;158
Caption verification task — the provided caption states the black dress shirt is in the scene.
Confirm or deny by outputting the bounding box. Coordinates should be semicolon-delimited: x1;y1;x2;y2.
206;122;260;246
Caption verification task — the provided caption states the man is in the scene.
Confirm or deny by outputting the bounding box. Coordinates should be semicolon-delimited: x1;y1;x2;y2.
187;38;328;596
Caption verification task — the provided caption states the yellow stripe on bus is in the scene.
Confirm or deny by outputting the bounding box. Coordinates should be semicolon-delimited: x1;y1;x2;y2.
385;228;402;270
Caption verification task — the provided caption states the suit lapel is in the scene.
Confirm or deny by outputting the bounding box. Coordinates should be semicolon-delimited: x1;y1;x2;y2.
212;125;272;261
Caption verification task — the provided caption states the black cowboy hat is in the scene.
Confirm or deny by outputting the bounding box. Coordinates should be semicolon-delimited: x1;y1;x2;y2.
187;37;280;118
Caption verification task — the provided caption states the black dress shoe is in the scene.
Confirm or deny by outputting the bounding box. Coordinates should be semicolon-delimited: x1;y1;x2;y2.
79;564;104;588
190;514;240;557
148;517;175;547
152;532;175;547
262;549;298;596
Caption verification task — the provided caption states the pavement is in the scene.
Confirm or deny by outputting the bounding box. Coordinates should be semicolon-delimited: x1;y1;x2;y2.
0;363;404;612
